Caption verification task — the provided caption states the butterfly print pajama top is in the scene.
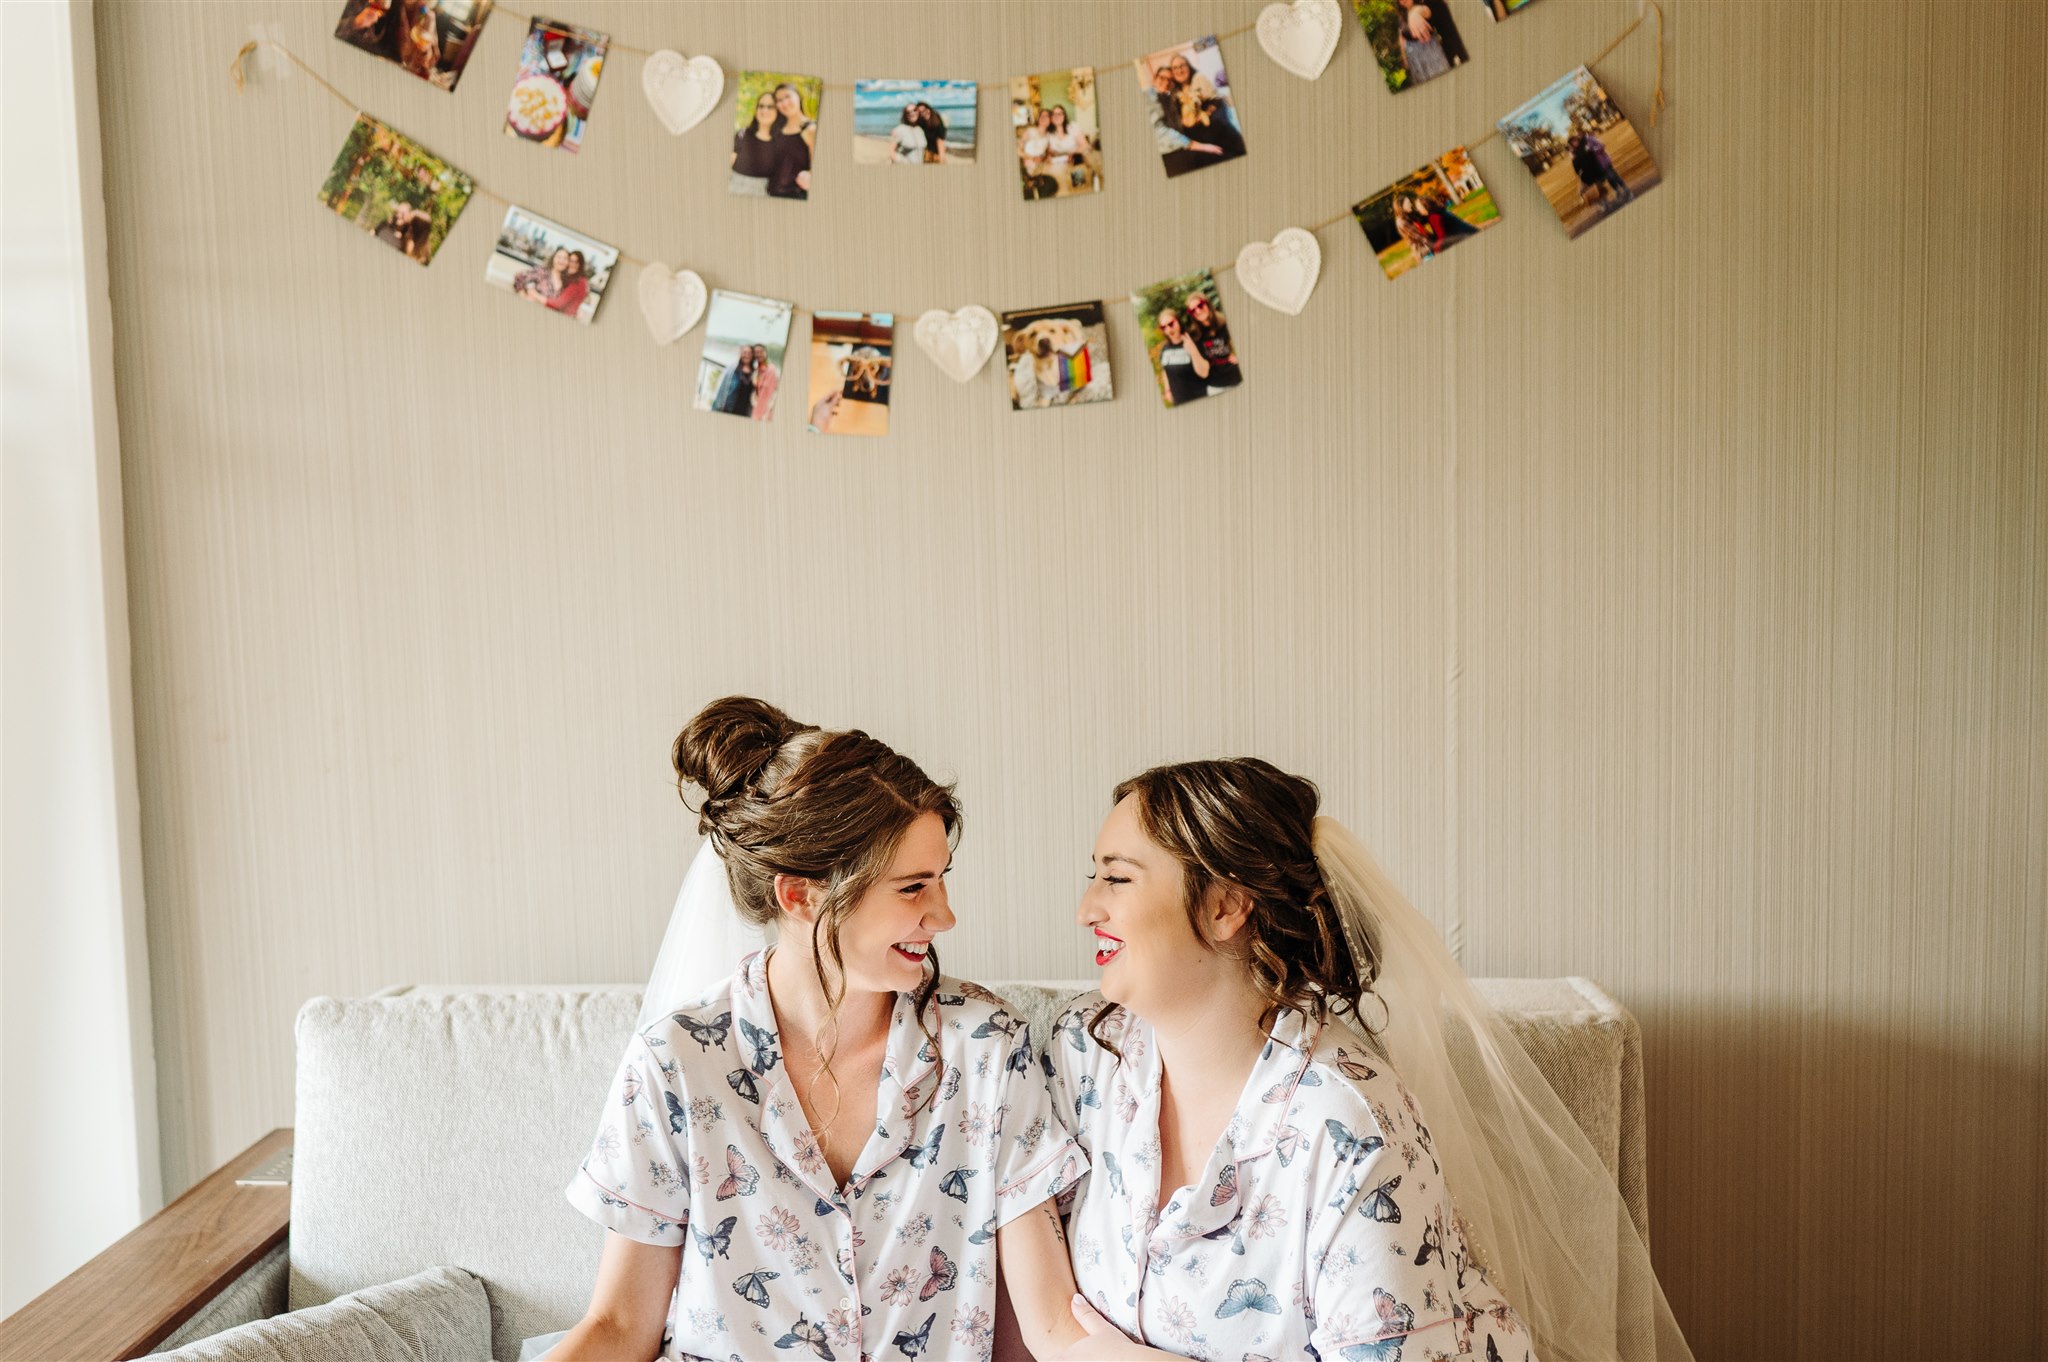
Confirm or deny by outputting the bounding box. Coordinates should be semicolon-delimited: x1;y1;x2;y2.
1047;998;1537;1362
567;950;1087;1362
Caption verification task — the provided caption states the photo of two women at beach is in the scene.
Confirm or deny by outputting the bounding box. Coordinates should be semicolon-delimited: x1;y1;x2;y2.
851;80;976;166
729;71;822;200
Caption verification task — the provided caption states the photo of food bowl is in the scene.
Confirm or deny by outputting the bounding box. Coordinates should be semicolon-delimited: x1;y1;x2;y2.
502;16;608;153
507;73;567;141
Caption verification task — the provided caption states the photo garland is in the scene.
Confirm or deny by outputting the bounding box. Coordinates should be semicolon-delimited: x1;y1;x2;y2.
235;0;1665;428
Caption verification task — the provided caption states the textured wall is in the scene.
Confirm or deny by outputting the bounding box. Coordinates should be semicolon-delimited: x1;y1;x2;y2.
95;1;2045;1358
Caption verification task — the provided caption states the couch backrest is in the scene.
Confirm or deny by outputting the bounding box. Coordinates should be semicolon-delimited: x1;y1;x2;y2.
291;978;1642;1362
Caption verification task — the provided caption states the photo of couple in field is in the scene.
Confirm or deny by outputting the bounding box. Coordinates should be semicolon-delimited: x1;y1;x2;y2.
1352;146;1500;280
1498;66;1660;237
316;113;473;266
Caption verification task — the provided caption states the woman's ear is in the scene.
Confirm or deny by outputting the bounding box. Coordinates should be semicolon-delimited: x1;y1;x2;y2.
773;873;818;925
1206;884;1256;943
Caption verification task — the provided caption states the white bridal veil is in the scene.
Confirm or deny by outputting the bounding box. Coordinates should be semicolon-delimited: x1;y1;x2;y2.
638;825;1692;1359
1312;815;1694;1361
634;839;763;1032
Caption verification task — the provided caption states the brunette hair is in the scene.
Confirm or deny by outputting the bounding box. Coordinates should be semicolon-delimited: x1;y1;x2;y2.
673;696;959;1074
1087;757;1378;1051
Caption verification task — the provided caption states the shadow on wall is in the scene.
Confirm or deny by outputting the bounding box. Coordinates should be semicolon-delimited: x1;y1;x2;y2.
1645;1008;2048;1361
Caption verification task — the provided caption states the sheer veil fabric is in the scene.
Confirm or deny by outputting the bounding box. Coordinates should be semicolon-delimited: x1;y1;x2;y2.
1312;816;1693;1361
633;839;764;1032
637;826;1692;1359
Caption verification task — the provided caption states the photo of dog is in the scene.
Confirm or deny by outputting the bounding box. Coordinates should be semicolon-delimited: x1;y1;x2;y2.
806;311;894;437
1000;302;1113;411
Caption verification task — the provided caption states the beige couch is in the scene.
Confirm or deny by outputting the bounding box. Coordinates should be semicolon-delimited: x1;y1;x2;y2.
146;977;1648;1361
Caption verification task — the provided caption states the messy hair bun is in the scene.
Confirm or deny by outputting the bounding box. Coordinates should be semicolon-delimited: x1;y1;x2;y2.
671;695;820;836
669;696;961;1057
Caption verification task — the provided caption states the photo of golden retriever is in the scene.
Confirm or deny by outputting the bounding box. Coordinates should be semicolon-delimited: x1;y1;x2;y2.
1000;304;1113;410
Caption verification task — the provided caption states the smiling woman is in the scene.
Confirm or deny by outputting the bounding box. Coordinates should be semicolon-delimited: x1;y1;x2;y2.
545;697;1095;1362
1050;758;1693;1362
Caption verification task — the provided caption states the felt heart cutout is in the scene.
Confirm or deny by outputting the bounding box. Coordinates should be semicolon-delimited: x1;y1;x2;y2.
640;50;724;135
1256;0;1342;80
637;262;708;344
1235;228;1323;315
913;306;998;384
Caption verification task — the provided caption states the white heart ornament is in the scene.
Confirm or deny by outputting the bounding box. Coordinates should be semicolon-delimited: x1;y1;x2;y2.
640;50;724;135
913;306;998;384
1234;228;1323;315
637;263;707;344
1256;0;1342;80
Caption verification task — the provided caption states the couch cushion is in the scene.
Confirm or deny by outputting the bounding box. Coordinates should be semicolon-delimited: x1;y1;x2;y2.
157;1265;488;1362
291;978;1640;1361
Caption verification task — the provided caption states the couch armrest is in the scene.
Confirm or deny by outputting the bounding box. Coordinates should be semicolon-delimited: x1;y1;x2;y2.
0;1129;292;1361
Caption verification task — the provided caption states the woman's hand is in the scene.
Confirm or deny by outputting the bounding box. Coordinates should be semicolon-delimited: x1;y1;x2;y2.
1192;142;1223;155
1046;1295;1181;1360
796;169;811;191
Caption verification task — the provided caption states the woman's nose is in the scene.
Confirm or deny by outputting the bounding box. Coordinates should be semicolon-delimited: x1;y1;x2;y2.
1077;882;1102;923
926;884;957;934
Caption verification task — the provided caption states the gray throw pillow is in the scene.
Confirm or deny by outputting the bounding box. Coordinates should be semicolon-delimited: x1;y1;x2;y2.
154;1265;491;1362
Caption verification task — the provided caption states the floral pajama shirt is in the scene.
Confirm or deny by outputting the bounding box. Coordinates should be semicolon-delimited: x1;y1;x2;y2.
1047;997;1538;1362
567;951;1085;1362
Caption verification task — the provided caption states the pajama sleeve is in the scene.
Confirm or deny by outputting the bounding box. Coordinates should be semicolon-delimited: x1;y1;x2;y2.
990;1023;1089;1229
563;1032;692;1247
1304;1140;1461;1361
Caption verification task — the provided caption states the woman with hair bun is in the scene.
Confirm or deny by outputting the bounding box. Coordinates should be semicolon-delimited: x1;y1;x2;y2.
1048;759;1692;1362
551;697;1091;1362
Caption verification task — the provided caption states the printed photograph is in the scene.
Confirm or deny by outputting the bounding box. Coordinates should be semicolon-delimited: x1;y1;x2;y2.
853;80;976;166
1351;146;1500;280
316;113;473;266
503;16;608;153
482;206;618;324
1351;0;1468;94
1009;67;1103;201
1000;301;1113;410
1479;0;1542;20
1131;269;1241;409
333;0;492;91
1134;36;1245;178
731;72;822;200
695;290;796;421
1497;66;1660;238
806;312;895;436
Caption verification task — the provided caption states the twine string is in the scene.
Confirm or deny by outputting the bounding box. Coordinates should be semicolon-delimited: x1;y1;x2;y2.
490;3;1261;85
231;5;1663;309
